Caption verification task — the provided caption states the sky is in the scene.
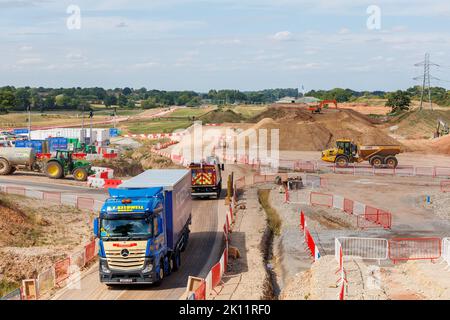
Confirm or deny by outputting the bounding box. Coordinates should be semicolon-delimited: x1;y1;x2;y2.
0;0;450;92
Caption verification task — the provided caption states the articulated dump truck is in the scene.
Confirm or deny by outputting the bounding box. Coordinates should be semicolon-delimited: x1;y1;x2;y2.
321;139;402;168
94;169;192;286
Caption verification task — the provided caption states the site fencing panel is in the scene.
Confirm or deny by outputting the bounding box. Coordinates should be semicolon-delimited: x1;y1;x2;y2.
54;258;71;285
84;240;96;263
343;199;354;214
388;238;441;263
415;167;434;177
395;166;415;176
333;195;344;211
37;267;55;295
443;238;450;267
70;250;86;269
337;237;388;261
76;197;95;211
310;192;333;207
353;201;366;216
6;186;26;196
43;192;61;204
441;180;450;193
354;166;374;176
435;167;450;178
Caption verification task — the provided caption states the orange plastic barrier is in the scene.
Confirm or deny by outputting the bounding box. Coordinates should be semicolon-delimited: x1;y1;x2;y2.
389;238;441;263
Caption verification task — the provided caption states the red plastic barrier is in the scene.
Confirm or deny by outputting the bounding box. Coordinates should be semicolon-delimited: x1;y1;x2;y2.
43;192;61;204
102;153;118;159
253;174;267;184
388;238;441;263
365;205;378;216
300;210;305;230
194;281;206;300
374;167;395;176
72;153;87;159
36;153;52;160
84;240;96;263
320;178;328;189
211;262;221;289
415;166;434;177
103;179;123;189
395;166;415;176
339;281;345;300
377;210;392;229
305;228;315;258
6;186;25;196
334;165;355;175
295;161;315;173
435;167;450;178
310;192;333;207
441;180;450;192
76;197;95;210
343;199;354;214
54;257;70;285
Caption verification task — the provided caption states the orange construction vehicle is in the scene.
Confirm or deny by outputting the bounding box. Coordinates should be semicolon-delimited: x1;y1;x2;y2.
189;156;224;199
308;99;338;114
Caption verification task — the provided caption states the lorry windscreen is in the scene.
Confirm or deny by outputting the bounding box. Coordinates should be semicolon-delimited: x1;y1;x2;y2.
100;218;153;239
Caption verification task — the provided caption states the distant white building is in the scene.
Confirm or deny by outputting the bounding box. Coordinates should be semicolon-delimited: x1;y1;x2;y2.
276;96;320;104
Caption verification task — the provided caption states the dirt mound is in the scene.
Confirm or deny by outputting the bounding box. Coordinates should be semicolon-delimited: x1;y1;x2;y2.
200;109;244;123
431;134;450;154
250;106;314;123
244;108;401;151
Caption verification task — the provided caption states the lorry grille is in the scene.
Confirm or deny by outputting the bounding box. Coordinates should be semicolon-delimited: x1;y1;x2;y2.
103;241;147;271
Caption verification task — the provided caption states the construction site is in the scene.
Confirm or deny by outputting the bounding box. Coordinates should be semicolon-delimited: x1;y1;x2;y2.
0;97;449;302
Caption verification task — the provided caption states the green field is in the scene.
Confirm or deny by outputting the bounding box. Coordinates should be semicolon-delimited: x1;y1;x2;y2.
123;119;193;134
225;105;268;119
162;106;216;118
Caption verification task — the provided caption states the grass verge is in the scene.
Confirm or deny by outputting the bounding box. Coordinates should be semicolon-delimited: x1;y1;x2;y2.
257;189;281;236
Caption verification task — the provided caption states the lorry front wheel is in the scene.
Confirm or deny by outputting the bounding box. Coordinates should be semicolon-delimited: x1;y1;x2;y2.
172;251;181;272
0;158;12;175
335;155;349;168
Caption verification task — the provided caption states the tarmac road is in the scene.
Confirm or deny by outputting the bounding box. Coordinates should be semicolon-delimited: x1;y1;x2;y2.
0;164;248;300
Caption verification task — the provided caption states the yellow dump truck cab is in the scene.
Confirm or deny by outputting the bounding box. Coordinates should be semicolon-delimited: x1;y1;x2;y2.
322;139;358;167
322;139;401;168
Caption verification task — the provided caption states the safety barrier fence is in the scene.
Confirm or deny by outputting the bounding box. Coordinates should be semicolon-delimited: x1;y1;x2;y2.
334;235;449;300
441;180;450;193
442;238;450;269
1;239;97;300
311;191;393;230
0;185;99;212
388;238;441;263
299;211;321;261
187;194;237;300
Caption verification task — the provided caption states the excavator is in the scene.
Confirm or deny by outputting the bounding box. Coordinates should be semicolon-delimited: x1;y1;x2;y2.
435;119;449;138
308;99;338;114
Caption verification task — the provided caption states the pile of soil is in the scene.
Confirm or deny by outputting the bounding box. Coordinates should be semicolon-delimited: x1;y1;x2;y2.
0;195;94;286
430;134;450;155
240;107;401;151
92;158;145;177
200;109;245;123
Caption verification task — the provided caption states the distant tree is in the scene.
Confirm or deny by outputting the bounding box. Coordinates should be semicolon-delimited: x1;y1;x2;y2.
122;87;133;96
117;94;128;107
15;88;31;110
385;90;411;114
104;95;117;107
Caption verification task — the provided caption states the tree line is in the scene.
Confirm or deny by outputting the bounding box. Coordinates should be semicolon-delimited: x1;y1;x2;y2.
0;85;448;114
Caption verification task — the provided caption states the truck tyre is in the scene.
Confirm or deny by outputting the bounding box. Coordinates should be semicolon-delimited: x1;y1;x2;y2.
370;156;383;168
0;158;12;175
335;155;349;167
73;167;88;181
172;250;181;272
385;156;398;169
10;167;16;174
163;256;171;276
154;261;164;286
45;161;64;179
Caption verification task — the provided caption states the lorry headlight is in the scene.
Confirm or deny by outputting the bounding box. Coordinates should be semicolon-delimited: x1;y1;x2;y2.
142;262;153;273
101;261;111;274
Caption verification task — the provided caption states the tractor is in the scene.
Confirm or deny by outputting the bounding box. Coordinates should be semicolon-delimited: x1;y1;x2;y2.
44;150;93;181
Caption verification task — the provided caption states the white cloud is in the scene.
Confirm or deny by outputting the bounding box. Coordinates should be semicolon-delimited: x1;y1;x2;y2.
16;57;42;65
270;31;294;42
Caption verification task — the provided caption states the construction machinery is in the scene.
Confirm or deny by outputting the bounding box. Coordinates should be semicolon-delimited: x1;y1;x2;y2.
435;119;449;138
321;139;402;168
44;150;93;181
308;99;338;114
189;156;224;199
94;170;192;285
0;148;93;181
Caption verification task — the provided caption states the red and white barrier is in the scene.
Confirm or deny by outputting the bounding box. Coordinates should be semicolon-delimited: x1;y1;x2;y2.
388;238;442;263
310;192;333;208
442;238;450;268
441;180;450;193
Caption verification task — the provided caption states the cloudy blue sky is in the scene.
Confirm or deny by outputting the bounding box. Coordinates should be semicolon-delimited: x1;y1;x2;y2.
1;0;449;91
